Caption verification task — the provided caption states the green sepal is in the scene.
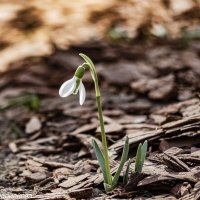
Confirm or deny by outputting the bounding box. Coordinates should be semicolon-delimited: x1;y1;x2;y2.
112;136;129;189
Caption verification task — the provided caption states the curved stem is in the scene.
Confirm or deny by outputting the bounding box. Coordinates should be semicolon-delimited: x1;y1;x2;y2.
80;54;112;185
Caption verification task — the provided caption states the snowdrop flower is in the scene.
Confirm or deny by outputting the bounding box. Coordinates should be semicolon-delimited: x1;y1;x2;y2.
59;66;86;105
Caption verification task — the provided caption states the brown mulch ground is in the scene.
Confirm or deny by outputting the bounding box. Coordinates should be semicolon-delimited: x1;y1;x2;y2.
0;40;200;199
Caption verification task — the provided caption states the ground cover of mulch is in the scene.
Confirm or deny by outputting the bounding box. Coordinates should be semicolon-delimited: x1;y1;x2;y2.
0;40;200;199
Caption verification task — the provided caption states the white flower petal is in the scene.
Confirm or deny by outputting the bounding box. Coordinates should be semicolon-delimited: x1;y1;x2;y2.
59;76;77;97
79;81;86;105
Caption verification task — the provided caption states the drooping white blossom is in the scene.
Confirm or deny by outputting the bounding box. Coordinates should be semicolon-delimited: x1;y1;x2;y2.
59;76;86;105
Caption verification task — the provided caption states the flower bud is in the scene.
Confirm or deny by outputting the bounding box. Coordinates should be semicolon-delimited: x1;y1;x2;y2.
74;66;85;79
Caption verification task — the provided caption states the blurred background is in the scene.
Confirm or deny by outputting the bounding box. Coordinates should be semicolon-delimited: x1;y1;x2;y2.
0;0;199;71
0;0;200;143
0;0;200;144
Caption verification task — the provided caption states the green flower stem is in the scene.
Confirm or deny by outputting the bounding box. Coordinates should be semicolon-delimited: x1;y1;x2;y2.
96;95;112;185
79;54;112;186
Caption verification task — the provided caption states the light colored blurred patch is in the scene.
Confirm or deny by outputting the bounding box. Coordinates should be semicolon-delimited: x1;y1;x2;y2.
151;24;167;38
0;0;114;72
170;0;195;15
0;31;52;72
0;0;198;72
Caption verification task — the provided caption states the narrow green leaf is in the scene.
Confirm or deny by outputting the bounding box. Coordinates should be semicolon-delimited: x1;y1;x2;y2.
123;159;131;185
135;143;142;173
135;141;148;173
141;140;148;169
92;139;108;184
112;136;129;188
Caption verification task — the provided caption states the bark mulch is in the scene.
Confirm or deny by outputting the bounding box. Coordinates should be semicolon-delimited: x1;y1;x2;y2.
0;41;200;199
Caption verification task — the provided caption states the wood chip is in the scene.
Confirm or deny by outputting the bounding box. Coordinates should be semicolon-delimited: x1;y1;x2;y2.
8;142;18;153
59;173;90;189
25;172;49;183
163;153;191;172
31;157;74;170
25;116;42;134
96;123;123;134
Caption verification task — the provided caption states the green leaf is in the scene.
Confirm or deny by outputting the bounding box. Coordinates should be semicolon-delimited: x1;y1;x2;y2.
92;139;108;184
135;143;142;173
123;159;131;185
134;141;148;173
0;94;40;111
141;140;148;168
112;136;129;188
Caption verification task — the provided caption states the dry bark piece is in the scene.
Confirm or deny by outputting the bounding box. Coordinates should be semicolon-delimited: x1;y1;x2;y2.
68;187;93;199
74;160;93;175
124;123;157;130
103;109;124;117
161;116;200;130
178;155;200;165
27;165;48;174
138;174;175;187
171;182;192;198
31;157;74;170
62;142;81;152
25;116;42;134
125;173;148;191
71;123;98;134
113;113;200;152
8;142;18;153
59;173;90;189
146;194;177;200
19;145;59;153
26;159;43;167
159;140;172;152
98;61;154;85
96;123;123;134
34;177;55;189
191;150;200;157
131;74;175;100
163;153;191;172
53;168;72;183
164;147;184;155
0;191;80;200
110;129;162;153
25;172;49;183
138;171;197;189
181;102;200;118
